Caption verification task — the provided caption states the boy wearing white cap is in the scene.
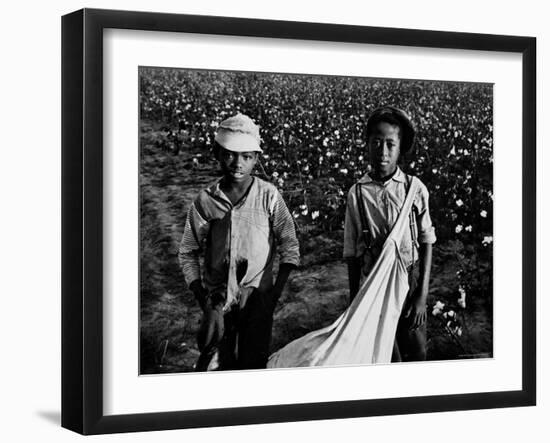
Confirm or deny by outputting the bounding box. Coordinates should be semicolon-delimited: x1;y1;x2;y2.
179;113;300;371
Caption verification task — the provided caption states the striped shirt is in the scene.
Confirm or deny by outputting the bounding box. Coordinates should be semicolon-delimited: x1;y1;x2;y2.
343;167;436;276
178;177;300;311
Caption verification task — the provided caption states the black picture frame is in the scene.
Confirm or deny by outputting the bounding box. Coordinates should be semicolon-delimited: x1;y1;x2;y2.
61;8;536;435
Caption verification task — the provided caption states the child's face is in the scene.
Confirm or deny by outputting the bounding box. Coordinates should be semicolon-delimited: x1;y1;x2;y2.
368;121;401;177
217;147;258;183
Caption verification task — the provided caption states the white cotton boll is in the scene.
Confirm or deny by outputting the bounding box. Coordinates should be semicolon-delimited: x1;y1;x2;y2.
458;286;467;309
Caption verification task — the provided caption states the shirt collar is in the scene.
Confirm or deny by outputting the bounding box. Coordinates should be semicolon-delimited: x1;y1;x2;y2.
205;178;225;197
206;176;257;206
359;166;406;185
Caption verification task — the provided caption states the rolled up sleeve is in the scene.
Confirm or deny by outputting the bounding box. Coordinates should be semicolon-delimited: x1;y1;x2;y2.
415;184;437;245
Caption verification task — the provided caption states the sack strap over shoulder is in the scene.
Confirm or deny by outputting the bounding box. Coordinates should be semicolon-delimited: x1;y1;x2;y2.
355;173;419;257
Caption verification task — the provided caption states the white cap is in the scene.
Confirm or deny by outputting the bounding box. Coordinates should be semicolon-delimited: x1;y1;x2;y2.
214;113;262;152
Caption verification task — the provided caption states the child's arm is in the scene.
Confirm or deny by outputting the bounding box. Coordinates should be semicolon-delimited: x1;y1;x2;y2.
271;263;295;307
180;203;225;352
406;242;433;329
188;280;209;311
347;258;361;302
343;186;361;302
406;182;436;329
178;202;211;311
270;191;300;308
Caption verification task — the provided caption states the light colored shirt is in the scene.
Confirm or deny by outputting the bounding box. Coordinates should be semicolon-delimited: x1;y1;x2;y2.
178;177;300;311
343;167;436;275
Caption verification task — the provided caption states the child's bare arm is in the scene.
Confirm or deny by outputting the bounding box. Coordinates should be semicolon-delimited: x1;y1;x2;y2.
188;280;209;311
271;263;296;308
417;242;433;301
347;257;362;303
406;243;433;329
343;186;362;304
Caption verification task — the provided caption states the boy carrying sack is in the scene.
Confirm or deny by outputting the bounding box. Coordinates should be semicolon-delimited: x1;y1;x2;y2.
344;106;436;362
267;106;435;368
178;113;300;371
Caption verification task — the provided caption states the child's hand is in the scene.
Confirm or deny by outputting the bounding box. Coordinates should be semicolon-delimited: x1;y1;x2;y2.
197;300;224;352
269;288;283;310
405;297;427;330
189;280;209;311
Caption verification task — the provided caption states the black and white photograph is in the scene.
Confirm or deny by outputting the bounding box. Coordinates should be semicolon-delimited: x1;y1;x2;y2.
139;67;494;374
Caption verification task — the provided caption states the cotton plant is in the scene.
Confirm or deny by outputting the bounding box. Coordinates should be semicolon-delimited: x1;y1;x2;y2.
431;284;468;346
